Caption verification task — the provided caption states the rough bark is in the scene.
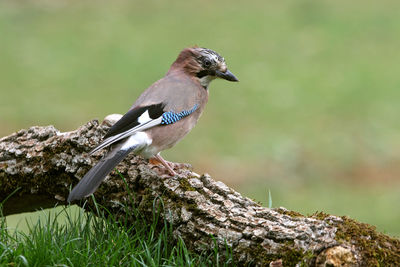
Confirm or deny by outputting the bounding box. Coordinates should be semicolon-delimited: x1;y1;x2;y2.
0;117;399;266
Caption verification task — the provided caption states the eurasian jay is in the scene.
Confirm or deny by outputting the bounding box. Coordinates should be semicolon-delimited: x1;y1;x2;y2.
67;47;238;202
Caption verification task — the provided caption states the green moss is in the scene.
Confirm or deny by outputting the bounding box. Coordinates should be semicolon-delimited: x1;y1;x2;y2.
277;208;304;218
160;183;198;213
243;241;315;266
311;211;331;220
333;216;400;266
310;212;400;265
177;177;196;192
138;188;157;212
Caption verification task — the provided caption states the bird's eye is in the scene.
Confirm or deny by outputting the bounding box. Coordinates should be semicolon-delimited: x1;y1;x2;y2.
203;59;211;68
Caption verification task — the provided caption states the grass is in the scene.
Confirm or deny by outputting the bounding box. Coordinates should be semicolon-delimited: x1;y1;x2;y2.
1;0;400;238
1;201;233;266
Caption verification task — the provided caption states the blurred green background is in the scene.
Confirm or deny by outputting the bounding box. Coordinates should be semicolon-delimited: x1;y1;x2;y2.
1;0;399;236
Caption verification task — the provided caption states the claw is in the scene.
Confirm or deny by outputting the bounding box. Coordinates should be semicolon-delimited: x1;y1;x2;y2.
149;154;177;176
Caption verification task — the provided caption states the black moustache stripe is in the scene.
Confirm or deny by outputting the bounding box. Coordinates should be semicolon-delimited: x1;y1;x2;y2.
196;70;209;78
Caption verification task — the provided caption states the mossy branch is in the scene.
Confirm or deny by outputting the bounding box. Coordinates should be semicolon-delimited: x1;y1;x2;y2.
1;116;399;266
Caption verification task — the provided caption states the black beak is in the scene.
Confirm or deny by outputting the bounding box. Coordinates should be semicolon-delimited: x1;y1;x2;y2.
215;69;239;82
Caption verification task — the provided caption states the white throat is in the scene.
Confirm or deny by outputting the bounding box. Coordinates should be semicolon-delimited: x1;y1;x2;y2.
199;75;216;89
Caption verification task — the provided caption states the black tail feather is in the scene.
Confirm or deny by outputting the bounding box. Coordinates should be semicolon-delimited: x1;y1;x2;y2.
67;145;133;202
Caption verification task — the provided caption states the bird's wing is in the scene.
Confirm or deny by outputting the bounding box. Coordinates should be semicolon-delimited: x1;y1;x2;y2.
90;103;165;155
90;102;198;155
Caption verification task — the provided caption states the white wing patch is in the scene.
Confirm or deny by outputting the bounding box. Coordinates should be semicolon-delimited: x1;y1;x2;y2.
89;116;163;155
121;132;152;151
138;110;151;124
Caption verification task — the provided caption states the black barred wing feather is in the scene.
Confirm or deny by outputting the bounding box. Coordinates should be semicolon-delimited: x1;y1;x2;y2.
160;104;198;125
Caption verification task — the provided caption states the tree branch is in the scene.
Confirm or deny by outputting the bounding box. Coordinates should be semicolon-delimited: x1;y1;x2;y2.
1;117;399;266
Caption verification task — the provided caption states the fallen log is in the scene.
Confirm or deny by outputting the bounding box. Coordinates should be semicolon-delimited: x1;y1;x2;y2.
1;117;399;266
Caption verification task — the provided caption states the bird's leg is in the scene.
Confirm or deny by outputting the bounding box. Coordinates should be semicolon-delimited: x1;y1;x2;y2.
149;154;177;176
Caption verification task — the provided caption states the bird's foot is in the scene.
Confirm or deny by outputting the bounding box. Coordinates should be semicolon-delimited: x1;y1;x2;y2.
148;155;192;176
149;156;176;176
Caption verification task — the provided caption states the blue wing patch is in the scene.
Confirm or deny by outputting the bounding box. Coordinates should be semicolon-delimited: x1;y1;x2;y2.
161;104;198;125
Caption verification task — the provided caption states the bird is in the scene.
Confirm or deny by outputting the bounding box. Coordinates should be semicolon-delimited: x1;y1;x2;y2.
67;46;238;202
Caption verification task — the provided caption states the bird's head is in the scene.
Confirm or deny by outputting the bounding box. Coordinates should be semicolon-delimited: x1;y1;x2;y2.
171;46;239;89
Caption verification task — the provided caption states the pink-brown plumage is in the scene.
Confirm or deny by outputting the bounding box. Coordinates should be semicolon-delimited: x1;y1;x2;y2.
67;46;238;202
